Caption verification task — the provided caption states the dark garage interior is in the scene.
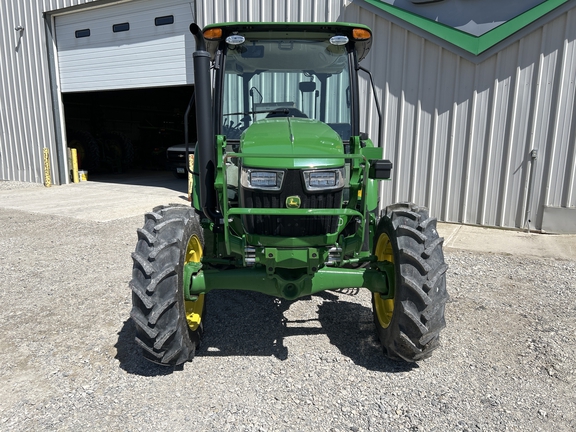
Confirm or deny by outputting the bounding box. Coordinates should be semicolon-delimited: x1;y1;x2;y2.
62;85;196;181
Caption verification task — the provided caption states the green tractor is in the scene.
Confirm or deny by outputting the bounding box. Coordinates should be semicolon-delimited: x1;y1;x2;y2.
130;22;448;366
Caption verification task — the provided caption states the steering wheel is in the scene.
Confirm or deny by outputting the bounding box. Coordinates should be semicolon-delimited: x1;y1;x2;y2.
223;117;245;139
266;108;308;119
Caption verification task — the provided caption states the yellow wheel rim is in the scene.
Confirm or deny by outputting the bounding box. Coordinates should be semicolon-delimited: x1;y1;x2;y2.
373;233;395;329
184;235;204;331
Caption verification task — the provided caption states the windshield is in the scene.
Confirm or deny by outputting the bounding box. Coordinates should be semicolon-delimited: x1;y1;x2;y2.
221;36;352;140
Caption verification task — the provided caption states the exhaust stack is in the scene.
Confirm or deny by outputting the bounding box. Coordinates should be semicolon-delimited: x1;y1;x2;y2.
189;23;219;223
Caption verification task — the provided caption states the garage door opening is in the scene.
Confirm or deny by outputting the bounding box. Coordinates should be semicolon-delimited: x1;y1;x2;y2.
62;85;196;184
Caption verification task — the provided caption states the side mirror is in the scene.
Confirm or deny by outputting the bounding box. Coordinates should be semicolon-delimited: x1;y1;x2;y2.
369;159;393;180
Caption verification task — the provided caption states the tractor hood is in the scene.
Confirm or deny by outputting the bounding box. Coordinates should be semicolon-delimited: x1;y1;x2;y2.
240;119;344;169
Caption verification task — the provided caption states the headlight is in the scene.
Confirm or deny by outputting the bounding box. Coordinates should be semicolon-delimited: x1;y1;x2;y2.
303;168;345;191
240;168;284;190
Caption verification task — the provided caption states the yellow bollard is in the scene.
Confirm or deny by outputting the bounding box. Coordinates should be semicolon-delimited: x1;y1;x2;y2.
187;154;194;202
43;148;51;188
69;148;80;183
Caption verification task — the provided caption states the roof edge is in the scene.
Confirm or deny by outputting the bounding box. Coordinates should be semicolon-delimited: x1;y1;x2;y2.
360;0;571;55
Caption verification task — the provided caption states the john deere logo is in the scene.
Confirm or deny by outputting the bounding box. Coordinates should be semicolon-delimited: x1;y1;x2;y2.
286;196;301;209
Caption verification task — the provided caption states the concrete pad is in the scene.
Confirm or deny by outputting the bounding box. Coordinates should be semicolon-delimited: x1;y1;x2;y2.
0;173;188;222
438;222;576;261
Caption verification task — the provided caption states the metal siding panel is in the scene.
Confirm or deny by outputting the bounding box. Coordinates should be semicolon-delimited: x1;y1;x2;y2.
406;33;426;207
198;0;344;26
397;32;422;201
530;20;564;229
1;0;107;184
561;10;576;208
505;32;541;228
569;136;576;207
548;10;576;208
411;39;434;207
429;48;457;219
465;58;495;224
394;30;416;203
0;1;17;180
483;50;515;226
445;57;472;223
384;25;406;204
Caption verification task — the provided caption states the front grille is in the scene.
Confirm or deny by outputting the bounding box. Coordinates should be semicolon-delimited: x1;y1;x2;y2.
240;169;342;237
166;152;185;164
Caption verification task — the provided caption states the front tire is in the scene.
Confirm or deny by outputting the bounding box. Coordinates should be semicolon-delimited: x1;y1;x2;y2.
372;203;448;361
130;205;205;366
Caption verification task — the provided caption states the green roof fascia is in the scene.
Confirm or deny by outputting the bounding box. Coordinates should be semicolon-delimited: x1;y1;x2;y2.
361;0;570;55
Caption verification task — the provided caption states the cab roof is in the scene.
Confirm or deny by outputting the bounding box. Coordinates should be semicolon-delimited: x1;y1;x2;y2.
202;22;372;62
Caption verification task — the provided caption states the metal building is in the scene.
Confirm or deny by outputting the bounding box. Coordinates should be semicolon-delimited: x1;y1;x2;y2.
1;0;575;232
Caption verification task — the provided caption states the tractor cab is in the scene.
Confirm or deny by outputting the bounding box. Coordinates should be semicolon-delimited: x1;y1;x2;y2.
205;23;373;145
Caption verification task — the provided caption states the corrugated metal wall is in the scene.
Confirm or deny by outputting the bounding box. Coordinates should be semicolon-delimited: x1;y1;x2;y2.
0;0;98;184
197;0;345;25
344;3;576;230
2;0;575;230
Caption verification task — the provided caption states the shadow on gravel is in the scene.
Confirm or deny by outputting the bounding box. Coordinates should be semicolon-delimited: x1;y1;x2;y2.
200;290;416;373
198;290;303;361
316;291;417;373
115;290;416;375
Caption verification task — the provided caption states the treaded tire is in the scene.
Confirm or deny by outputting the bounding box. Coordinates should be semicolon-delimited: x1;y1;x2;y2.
99;131;134;172
372;202;448;362
67;129;100;172
130;204;204;366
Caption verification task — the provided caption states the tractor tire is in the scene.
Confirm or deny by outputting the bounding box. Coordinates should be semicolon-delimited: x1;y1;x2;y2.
99;131;134;173
130;205;205;366
372;202;448;362
67;129;100;172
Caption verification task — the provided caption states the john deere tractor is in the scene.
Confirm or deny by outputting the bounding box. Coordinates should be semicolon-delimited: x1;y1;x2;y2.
130;22;448;366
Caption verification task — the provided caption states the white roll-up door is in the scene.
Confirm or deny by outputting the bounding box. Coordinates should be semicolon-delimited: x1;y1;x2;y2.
55;0;196;92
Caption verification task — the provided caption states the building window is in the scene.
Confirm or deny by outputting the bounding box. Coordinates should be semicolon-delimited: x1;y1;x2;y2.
155;15;174;26
75;29;90;38
113;22;130;33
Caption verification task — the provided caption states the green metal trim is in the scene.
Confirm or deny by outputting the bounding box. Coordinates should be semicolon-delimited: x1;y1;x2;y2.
262;247;322;273
182;261;203;302
227;208;363;216
244;232;340;248
187;266;391;300
362;0;570;55
226;152;366;163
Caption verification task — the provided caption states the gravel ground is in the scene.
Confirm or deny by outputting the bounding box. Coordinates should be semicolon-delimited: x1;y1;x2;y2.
0;204;575;431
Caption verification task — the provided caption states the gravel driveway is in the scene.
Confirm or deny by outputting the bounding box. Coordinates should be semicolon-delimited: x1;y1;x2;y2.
0;205;575;431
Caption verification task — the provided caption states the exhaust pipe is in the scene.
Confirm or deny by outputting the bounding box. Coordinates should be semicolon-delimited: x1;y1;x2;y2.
190;23;219;223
